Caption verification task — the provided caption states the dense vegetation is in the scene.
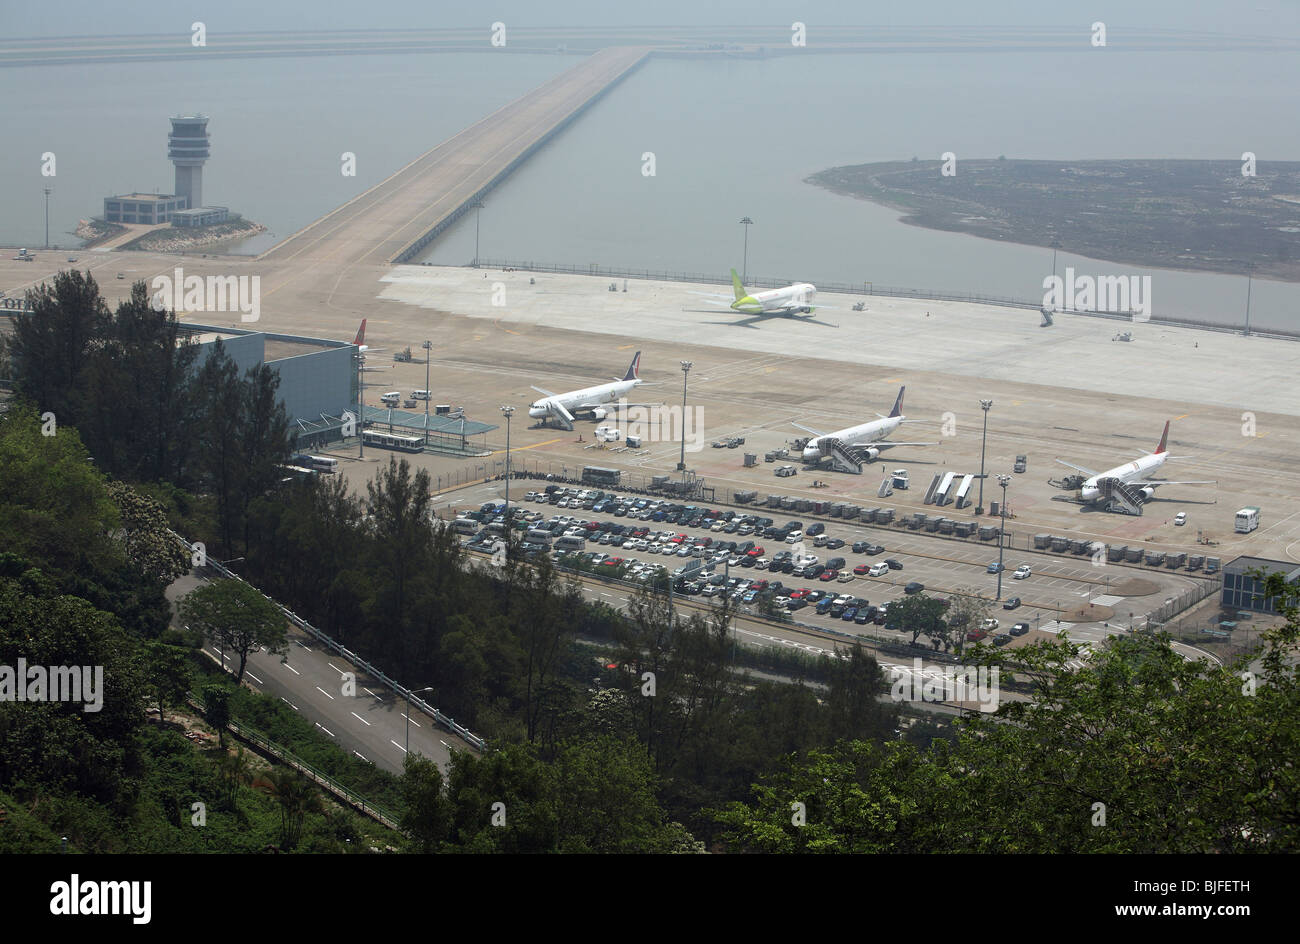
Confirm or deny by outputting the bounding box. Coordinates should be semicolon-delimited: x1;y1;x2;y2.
3;271;1297;853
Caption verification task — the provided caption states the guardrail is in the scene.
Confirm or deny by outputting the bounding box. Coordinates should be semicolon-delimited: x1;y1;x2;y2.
171;530;487;752
186;693;403;832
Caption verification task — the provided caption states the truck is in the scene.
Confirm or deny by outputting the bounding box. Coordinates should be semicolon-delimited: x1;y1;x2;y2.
1234;507;1260;534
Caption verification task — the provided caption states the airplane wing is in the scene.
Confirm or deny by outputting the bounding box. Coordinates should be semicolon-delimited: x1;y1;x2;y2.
1131;480;1217;488
572;401;660;412
792;422;828;437
848;440;937;450
359;366;390;371
1056;459;1098;476
689;297;734;308
686;291;733;300
531;385;559;398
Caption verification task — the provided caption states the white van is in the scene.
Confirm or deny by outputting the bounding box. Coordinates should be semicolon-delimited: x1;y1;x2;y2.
380;391;401;406
868;562;889;577
411;390;432;401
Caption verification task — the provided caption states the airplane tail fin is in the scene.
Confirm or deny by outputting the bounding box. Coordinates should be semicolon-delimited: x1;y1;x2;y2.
353;319;367;346
1155;420;1169;455
622;351;642;382
730;268;746;302
889;385;906;418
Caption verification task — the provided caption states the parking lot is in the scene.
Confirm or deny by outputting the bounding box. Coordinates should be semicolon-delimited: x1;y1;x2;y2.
446;482;1205;655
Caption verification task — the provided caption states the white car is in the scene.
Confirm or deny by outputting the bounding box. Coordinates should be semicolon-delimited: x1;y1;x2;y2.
1173;512;1187;526
981;618;1000;631
868;562;889;577
1013;565;1032;580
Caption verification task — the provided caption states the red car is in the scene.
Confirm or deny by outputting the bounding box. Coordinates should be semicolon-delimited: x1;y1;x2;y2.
746;545;765;557
789;589;811;600
669;534;686;544
819;570;838;581
853;564;870;575
966;628;989;643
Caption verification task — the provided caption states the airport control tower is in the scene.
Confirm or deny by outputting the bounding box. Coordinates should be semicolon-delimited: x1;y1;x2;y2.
168;115;210;210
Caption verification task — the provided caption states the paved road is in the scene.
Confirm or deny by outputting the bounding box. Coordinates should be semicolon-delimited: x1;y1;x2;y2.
260;46;648;268
168;573;477;774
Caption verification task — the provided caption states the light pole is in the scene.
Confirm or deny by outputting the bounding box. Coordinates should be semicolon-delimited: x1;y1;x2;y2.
472;200;485;266
43;187;52;249
995;474;1010;600
1242;262;1253;340
677;361;692;472
422;340;433;445
1050;239;1061;290
739;217;753;283
405;685;435;755
976;399;992;514
500;405;515;522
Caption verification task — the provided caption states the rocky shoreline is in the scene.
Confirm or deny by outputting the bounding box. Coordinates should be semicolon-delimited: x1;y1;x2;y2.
119;220;267;253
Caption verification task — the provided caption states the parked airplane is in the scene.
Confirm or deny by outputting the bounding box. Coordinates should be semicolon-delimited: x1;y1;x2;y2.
689;269;829;321
528;351;655;430
1055;421;1213;508
796;386;935;466
352;319;390;371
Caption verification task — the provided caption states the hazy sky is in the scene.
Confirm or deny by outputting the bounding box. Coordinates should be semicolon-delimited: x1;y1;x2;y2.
2;1;1299;38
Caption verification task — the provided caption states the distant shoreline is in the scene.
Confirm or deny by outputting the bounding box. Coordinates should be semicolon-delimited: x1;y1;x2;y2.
806;159;1300;284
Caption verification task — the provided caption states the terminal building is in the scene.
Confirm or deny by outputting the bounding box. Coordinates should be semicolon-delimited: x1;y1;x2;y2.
101;115;231;228
182;324;495;453
1221;556;1300;615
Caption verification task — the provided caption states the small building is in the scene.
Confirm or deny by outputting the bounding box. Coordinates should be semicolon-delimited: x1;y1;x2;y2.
171;206;230;227
1221;556;1300;615
103;192;188;224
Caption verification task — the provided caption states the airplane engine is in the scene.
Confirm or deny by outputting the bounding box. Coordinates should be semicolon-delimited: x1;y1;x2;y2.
591;407;608;420
862;447;881;461
1139;487;1156;501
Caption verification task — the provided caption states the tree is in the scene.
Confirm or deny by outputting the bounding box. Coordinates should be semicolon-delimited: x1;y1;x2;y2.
190;342;244;556
181;579;287;684
824;642;894;742
214;746;254;811
9;270;111;427
105;481;190;585
889;593;947;646
200;684;231;747
399;754;451;853
945;588;993;654
252;768;324;850
144;641;193;723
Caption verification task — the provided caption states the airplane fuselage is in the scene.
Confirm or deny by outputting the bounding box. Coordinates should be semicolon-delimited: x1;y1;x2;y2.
528;379;641;420
802;416;902;460
733;282;817;314
1080;453;1166;501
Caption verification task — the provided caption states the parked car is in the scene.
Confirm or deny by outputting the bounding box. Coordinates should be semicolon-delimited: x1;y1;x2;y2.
1009;622;1030;636
1003;597;1021;610
885;558;903;570
987;562;1004;574
904;581;925;594
853;564;871;575
1174;512;1187;526
806;523;825;536
1013;564;1032;580
868;562;889;577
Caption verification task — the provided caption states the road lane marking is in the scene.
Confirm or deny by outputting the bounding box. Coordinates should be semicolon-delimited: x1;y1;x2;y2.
316;686;336;700
351;711;372;726
354;751;368;762
281;697;298;710
363;687;383;701
296;641;313;652
391;740;407;754
315;723;335;737
402;712;421;728
245;670;263;684
283;664;301;675
328;662;345;675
